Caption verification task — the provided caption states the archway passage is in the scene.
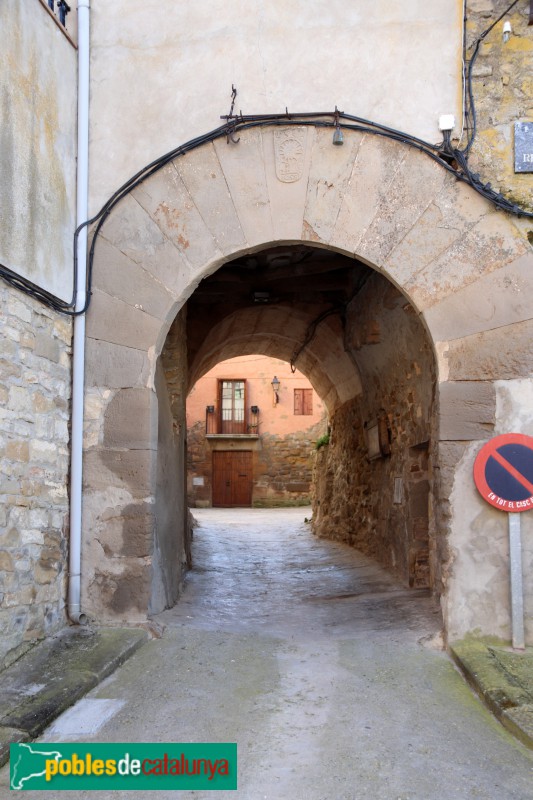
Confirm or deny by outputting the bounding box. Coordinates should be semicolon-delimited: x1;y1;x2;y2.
186;245;369;409
183;245;368;516
160;242;436;594
83;124;533;643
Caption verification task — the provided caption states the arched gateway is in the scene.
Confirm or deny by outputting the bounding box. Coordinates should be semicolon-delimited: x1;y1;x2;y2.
83;125;533;644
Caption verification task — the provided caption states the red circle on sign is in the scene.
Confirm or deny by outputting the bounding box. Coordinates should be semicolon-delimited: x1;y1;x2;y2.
474;433;533;512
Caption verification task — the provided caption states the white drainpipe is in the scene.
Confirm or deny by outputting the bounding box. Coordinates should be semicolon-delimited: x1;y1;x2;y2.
68;0;90;624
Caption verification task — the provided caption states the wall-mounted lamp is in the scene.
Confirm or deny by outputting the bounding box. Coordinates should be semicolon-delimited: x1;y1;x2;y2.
503;20;512;43
271;376;280;406
332;106;344;146
205;405;216;434
332;125;344;146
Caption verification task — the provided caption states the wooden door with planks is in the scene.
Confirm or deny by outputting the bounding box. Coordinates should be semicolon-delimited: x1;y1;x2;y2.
212;451;253;507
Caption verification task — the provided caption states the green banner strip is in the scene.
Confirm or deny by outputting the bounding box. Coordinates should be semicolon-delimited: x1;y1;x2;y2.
10;742;237;791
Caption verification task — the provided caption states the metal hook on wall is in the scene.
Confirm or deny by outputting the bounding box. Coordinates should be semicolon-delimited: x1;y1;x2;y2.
221;85;241;144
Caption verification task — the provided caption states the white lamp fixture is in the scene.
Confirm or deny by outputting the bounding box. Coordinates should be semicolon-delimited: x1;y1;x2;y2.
503;20;512;43
439;114;456;133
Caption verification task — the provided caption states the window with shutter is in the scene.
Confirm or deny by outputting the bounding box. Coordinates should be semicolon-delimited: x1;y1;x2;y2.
294;388;312;415
218;380;246;433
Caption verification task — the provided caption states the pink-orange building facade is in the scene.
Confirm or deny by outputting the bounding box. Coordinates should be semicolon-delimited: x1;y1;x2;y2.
186;356;326;507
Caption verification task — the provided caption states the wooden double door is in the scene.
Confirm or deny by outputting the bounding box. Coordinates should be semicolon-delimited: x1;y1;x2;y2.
212;451;253;507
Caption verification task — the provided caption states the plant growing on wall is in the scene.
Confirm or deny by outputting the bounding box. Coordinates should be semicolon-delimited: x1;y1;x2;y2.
315;433;330;450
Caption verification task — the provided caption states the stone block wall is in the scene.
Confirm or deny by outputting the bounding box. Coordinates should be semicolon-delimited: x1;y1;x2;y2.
312;401;431;588
156;307;191;611
187;418;326;508
186;421;211;507
0;284;72;668
466;0;533;212
81;305;191;623
312;275;435;589
252;423;326;507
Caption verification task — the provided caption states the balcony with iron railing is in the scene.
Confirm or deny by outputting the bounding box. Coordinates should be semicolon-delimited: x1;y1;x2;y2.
37;0;76;45
46;0;71;26
205;405;260;437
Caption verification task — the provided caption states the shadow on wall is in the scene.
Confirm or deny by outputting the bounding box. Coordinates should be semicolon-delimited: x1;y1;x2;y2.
312;275;436;592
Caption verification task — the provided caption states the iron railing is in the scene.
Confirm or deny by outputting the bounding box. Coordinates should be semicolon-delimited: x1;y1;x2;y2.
205;405;259;435
47;0;71;27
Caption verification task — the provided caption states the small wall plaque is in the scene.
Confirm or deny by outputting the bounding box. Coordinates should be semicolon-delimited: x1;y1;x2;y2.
514;122;533;173
365;416;391;460
274;128;307;183
393;477;404;504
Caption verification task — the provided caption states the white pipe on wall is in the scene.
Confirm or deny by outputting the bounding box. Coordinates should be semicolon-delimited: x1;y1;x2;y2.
68;0;90;625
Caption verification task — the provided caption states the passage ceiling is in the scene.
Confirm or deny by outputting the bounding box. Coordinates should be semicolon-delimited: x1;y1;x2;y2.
186;245;373;411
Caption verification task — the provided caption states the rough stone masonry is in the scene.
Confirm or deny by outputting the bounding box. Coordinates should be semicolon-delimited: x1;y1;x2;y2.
0;285;72;669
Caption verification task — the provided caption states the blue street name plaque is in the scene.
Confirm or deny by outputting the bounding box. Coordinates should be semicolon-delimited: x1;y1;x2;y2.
514;121;533;173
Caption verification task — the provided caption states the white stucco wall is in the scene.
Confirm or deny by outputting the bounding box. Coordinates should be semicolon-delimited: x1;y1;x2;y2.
89;0;462;212
0;1;77;302
446;379;533;643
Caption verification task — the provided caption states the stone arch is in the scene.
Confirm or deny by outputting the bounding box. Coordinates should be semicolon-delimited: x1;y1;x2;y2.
83;124;533;643
187;305;363;414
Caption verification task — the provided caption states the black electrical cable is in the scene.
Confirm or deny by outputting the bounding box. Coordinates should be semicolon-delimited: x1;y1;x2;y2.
3;76;532;316
443;0;533;219
80;115;463;326
290;271;374;369
463;0;521;156
0;261;75;311
290;305;342;372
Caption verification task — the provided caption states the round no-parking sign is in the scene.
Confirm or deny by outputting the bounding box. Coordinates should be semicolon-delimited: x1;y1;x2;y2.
473;433;533;512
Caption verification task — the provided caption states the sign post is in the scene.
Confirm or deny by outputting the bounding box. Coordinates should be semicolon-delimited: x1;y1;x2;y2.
474;433;533;651
508;512;525;650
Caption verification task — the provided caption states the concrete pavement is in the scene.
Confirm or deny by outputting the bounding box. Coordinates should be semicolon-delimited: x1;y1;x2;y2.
1;507;533;798
0;627;148;766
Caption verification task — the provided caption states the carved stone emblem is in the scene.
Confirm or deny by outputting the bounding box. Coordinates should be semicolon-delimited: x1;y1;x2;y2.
274;128;306;183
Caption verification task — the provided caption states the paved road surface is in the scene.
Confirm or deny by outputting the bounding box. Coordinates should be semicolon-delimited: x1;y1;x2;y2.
3;508;533;799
